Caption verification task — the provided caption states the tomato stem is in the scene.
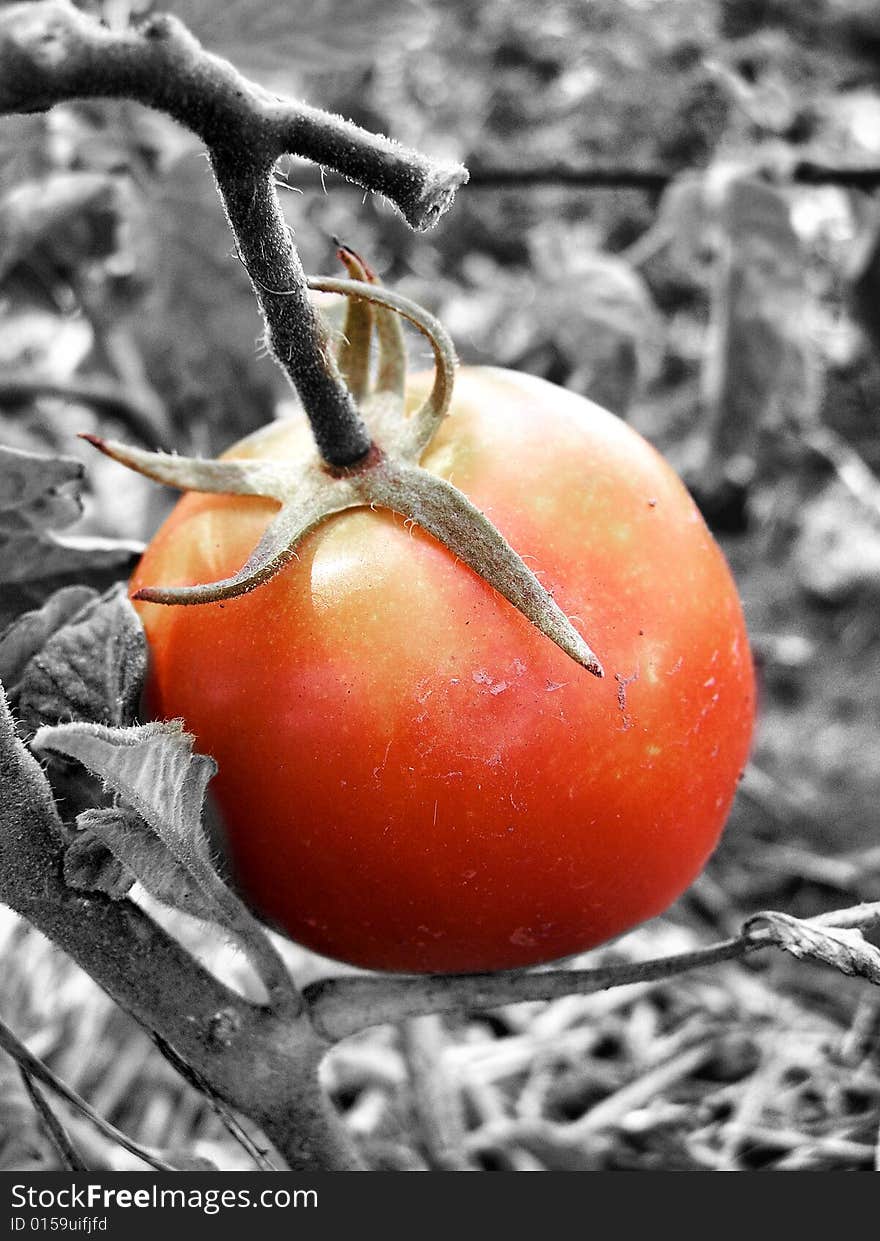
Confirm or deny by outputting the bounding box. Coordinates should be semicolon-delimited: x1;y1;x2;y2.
305;900;880;1041
84;273;604;675
213;155;374;468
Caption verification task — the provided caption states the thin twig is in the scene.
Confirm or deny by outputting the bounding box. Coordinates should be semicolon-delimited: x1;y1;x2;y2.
307;939;753;1042
465;161;880;192
306;902;880;1042
210;1105;278;1173
19;1067;89;1172
0;1013;176;1171
151;1032;278;1172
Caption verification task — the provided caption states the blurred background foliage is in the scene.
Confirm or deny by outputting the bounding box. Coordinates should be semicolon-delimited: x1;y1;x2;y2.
3;0;880;1171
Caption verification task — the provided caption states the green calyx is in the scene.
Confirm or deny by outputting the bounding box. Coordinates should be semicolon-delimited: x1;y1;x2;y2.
82;250;603;678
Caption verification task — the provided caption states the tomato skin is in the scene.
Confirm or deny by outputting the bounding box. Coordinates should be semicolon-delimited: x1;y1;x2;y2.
132;367;755;973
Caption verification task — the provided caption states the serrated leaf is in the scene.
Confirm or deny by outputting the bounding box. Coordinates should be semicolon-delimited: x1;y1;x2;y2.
31;720;217;868
747;910;880;984
441;242;660;415
16;585;146;735
0;446;142;605
35;716;221;916
63;823;134;900
0;586;97;697
32;718;291;996
68;805;220;922
0;683;65;882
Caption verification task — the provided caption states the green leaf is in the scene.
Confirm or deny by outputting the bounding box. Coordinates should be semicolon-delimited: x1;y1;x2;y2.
0;585;97;697
33;716;224;923
32;718;291;997
15;585;146;735
31;720;218;872
534;246;662;414
0;445;143;629
440;243;660;416
67;804;220;922
0;684;65;894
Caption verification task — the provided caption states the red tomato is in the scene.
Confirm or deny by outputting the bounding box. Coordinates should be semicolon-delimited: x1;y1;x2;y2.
132;367;755;973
